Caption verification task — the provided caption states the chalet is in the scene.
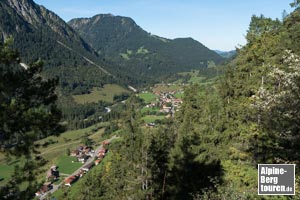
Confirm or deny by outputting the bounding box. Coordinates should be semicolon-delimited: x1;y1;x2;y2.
95;159;101;165
70;150;79;157
46;165;59;181
70;145;94;163
64;176;78;187
162;105;171;113
75;169;85;178
35;191;42;197
35;182;52;196
78;154;89;163
82;163;94;172
77;146;84;151
83;147;90;153
97;148;106;158
172;99;183;106
146;123;156;127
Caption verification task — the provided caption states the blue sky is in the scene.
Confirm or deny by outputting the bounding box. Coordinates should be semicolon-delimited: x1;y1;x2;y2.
34;0;293;51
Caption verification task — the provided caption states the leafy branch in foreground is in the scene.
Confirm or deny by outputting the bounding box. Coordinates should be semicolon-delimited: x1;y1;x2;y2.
0;39;63;199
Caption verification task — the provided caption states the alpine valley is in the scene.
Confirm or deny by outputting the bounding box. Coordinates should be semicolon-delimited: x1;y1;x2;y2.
1;0;300;200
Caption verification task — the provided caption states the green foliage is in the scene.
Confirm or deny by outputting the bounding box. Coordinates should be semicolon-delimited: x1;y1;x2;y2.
68;14;225;85
56;155;82;174
166;85;224;199
138;92;157;104
73;85;129;104
0;39;63;199
142;115;165;123
81;134;93;146
0;40;63;155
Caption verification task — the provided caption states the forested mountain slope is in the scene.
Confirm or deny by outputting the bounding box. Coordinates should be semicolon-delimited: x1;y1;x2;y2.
0;0;224;90
69;14;224;84
0;0;115;95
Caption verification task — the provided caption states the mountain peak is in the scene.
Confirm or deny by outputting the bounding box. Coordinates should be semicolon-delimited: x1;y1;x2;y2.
6;0;42;25
68;13;224;83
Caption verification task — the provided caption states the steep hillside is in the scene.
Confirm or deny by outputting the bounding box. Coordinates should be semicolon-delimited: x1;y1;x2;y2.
0;0;114;94
69;14;224;84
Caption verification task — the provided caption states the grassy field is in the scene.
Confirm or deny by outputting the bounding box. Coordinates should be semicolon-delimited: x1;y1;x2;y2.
0;122;111;188
35;124;102;160
141;106;160;114
142;115;165;123
52;151;112;199
56;155;83;175
189;76;206;84
138;92;157;103
0;163;17;186
73;84;129;104
153;84;182;93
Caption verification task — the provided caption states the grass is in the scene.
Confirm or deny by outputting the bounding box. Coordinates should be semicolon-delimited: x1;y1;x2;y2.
56;155;83;175
138;92;157;103
120;53;130;60
35;123;109;165
174;92;184;99
153;84;182;93
0;122;110;188
142;115;165;123
0;164;15;186
52;151;112;199
89;128;105;146
141;106;160;114
137;46;149;54
189;76;206;84
73;84;129;104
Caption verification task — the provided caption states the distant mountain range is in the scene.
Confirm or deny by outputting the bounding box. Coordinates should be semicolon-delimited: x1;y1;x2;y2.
0;0;224;90
214;50;236;58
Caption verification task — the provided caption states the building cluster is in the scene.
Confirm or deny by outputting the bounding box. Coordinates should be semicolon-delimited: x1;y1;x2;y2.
64;141;109;187
145;90;183;115
35;165;59;197
70;145;94;163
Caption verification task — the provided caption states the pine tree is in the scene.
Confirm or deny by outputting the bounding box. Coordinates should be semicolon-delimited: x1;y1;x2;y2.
0;39;63;199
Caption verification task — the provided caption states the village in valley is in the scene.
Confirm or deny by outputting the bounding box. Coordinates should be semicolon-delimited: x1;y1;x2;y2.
32;83;185;198
35;140;110;198
139;83;184;127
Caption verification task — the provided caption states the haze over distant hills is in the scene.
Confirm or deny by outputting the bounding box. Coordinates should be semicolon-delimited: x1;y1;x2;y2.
214;50;237;59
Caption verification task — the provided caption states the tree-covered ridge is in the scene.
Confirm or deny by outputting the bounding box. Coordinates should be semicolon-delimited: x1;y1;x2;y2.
0;0;114;94
68;14;225;84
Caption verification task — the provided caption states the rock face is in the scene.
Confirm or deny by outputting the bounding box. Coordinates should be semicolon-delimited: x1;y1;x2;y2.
7;0;42;25
0;0;94;56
